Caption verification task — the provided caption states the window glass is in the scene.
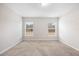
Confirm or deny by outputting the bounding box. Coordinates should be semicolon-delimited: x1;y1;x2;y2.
48;23;55;36
25;22;33;36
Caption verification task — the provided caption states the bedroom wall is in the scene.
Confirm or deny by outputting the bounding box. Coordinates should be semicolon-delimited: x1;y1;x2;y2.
22;17;58;40
0;4;22;54
59;7;79;50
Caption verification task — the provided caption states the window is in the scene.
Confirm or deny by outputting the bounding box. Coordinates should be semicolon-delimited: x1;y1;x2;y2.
48;23;55;36
25;22;33;36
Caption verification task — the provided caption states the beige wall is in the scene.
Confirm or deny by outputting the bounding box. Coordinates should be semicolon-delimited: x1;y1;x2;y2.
59;7;79;50
22;17;58;40
0;4;22;54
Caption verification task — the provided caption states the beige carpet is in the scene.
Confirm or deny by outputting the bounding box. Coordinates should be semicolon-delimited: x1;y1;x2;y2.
1;40;79;56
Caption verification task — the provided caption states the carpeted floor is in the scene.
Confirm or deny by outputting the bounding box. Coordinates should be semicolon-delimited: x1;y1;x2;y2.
1;40;79;56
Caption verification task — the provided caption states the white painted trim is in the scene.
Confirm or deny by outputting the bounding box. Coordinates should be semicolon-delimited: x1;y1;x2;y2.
23;39;59;42
0;39;22;54
60;39;79;51
23;39;58;40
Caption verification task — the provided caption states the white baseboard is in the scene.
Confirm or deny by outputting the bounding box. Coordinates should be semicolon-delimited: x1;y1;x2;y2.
0;39;22;54
60;39;79;51
23;38;58;40
23;39;59;41
23;39;58;41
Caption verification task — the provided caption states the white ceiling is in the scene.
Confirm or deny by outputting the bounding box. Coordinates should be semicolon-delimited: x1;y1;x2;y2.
3;3;79;17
